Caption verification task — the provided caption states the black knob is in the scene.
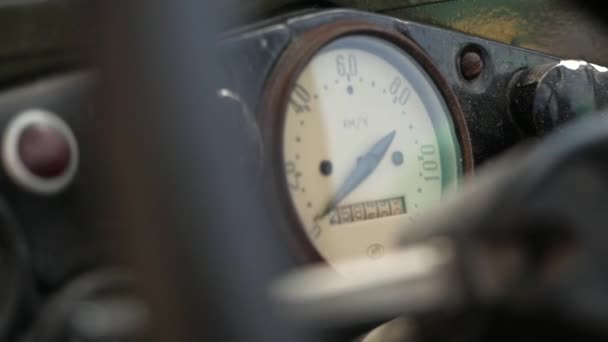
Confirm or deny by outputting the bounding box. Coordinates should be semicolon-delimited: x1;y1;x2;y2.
510;61;602;136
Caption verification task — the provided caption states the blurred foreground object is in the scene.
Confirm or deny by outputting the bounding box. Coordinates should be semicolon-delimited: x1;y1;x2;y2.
276;115;608;341
22;269;143;342
86;1;310;342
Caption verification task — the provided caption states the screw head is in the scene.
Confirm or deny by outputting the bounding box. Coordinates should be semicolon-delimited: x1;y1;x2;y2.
319;160;332;176
461;51;483;81
367;243;385;260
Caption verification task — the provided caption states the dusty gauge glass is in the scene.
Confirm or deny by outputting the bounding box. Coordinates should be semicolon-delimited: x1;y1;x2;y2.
263;27;472;275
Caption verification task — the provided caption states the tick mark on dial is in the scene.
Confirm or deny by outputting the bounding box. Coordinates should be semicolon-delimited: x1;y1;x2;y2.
307;202;312;208
296;136;301;143
295;154;300;160
417;188;423;193
419;172;423;177
335;79;340;84
383;88;387;94
313;93;318;99
415;139;419;145
391;151;404;166
320;160;333;176
402;110;407;115
371;81;375;87
323;84;328;91
409;124;414;130
302;188;306;193
347;85;354;95
300;120;304;126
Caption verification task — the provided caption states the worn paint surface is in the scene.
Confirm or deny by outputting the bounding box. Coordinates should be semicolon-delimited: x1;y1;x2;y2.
212;1;608;65
334;0;451;11
0;0;72;87
386;0;608;65
1;0;608;83
236;0;451;23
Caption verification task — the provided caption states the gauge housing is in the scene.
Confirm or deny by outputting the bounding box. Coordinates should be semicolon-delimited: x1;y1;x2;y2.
261;20;474;263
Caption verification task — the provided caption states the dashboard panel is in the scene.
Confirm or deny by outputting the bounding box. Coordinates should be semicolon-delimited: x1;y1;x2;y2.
0;5;607;341
218;9;559;267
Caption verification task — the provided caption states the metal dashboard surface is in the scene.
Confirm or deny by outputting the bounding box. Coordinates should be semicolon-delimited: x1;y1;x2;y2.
219;9;558;166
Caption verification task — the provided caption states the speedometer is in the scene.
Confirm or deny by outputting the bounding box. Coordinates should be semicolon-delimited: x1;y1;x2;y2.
263;22;473;274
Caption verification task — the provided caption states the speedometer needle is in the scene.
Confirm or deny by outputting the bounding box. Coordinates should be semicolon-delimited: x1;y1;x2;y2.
317;130;396;219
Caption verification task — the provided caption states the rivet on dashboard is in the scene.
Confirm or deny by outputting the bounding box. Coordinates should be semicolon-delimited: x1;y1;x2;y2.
460;50;483;81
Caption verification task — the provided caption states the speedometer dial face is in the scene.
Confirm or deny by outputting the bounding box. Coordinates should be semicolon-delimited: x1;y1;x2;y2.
279;34;466;274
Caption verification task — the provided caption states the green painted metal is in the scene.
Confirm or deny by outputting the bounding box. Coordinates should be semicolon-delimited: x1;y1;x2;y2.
333;0;451;11
235;0;451;25
0;0;69;57
386;0;608;65
0;0;73;87
0;0;607;85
